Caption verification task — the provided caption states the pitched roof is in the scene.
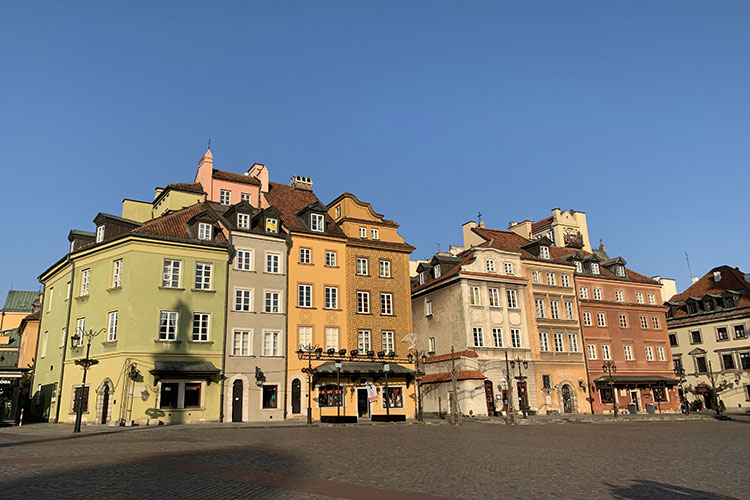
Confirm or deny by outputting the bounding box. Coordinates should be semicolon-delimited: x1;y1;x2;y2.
2;291;38;312
670;266;750;303
531;216;553;231
411;253;474;292
422;370;486;384
131;203;228;243
424;350;478;364
165;182;205;194
264;182;345;237
212;169;261;186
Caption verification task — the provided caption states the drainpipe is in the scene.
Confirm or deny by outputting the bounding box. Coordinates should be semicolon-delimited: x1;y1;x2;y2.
219;242;232;423
55;257;75;423
282;234;292;420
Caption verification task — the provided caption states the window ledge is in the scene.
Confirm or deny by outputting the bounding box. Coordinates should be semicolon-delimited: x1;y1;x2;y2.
188;340;214;344
154;340;183;344
324;266;340;269
323;308;343;312
101;341;117;346
161;407;205;412
296;306;317;310
107;286;122;292
158;286;185;291
233;310;257;314
236;269;257;273
298;262;314;266
191;289;217;293
74;295;89;301
229;354;256;358
262;271;283;275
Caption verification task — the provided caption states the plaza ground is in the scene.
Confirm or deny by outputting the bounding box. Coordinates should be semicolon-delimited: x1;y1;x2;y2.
0;417;746;499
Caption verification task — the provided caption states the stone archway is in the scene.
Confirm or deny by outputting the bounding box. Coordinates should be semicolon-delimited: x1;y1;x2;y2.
96;378;115;425
226;374;250;422
557;381;578;414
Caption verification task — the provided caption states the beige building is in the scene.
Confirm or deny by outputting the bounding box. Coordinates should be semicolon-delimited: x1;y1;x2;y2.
508;208;591;253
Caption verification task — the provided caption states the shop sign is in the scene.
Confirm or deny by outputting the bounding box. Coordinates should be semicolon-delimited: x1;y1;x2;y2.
366;382;378;402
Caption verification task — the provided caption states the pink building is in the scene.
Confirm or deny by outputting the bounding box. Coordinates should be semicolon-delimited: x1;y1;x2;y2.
194;149;270;208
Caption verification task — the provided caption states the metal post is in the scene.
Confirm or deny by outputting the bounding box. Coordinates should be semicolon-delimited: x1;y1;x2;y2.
504;351;515;425
307;355;313;425
73;337;92;433
384;363;390;417
336;365;341;417
516;363;527;419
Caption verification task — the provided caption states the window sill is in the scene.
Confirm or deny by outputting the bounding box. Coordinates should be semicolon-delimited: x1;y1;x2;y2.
235;269;256;273
379;276;392;279
356;274;371;277
323;308;343;312
74;295;89;301
263;271;283;275
260;355;284;358
154;340;183;344
192;289;216;293
296;306;317;310
324;265;340;269
233;310;256;314
101;341;117;346
356;312;373;315
188;340;214;344
298;262;314;266
158;286;185;291
107;286;122;292
261;311;284;315
229;354;256;358
161;407;205;412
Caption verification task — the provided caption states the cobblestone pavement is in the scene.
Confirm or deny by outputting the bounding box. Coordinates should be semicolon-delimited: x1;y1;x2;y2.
0;418;746;499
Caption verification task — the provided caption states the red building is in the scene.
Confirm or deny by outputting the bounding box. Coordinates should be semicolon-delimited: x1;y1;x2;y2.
562;249;680;414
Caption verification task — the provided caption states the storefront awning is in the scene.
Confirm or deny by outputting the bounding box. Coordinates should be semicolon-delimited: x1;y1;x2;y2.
314;361;413;378
593;375;677;387
150;361;220;382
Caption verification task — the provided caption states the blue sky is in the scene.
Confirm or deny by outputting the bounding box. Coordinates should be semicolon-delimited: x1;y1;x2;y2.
2;1;749;297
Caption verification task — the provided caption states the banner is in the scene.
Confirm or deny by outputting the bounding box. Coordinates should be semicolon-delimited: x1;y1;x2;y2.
366;382;378;402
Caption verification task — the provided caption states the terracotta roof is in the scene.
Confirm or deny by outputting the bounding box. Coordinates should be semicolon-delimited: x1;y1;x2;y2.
132;203;228;243
422;370;486;384
264;182;345;237
411;254;474;292
166;182;205;194
667;266;750;322
425;350;478;364
212;169;261;185
531;216;553;231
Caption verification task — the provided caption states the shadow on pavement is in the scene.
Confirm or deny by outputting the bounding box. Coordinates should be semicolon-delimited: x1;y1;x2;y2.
607;480;740;500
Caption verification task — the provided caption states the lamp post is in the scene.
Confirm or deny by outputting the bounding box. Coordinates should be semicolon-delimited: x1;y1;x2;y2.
509;357;529;419
674;366;688;415
602;361;617;418
69;328;103;433
296;345;321;425
408;351;428;421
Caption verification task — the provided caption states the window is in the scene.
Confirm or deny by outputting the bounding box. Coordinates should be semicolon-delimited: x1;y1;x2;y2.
583;312;592;326
602;344;611;360
492;328;503;348
371;228;379;240
382;331;395;354
553;333;564;352
546;273;556;286
380;293;393;315
736;325;747;339
263;331;280;356
195;263;212;290
535;299;545;318
542;374;552;390
192;313;209;341
359;227;367;238
299;248;311;264
652;316;660;330
615;290;624;302
588;344;597;360
507;289;518;308
740;352;750;370
66;281;71;300
310;213;325;232
379;260;391;277
265;218;278;233
657;346;666;361
318;384;344;408
593;288;602;300
574;261;583;273
568;334;579;352
539;332;549;352
505;262;515;275
691;330;702;344
648;293;656;305
81;269;90;296
325;327;339;350
356;258;368;275
615;265;625;277
107;311;118;342
640;315;648;329
358;330;371;352
357;291;370;313
668;333;678;346
532;271;541;284
510;329;521;348
61;327;68;348
425;300;433;316
591;263;600;275
419;272;426;285
599;388;614;404
298;285;312;308
646;346;654;361
561;274;570;287
540;246;550;259
550;300;560;320
565;302;574;320
198;222;212;240
335;205;341;218
159;381;202;409
236;250;253;271
162;260;181;287
96;225;105;243
237;213;250;229
265;291;281;313
433;265;441;279
266;253;281;273
704;300;714;312
487;259;496;272
429;336;437;352
73;386;90;413
624;345;633;360
324;287;338;309
298;326;312;348
471;286;482;306
717;327;729;341
489;288;500;307
384;386;403;408
233;330;250;356
241;193;251;203
696;356;708;373
47;288;53;312
112;259;122;288
579;287;589;299
597;313;606;327
325;251;337;267
262;385;278;409
220;189;231;205
619;314;628;328
473;327;484;347
158;311;178;341
635;292;644;304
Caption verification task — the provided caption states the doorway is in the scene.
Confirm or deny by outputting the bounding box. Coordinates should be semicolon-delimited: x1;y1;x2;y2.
484;380;496;416
291;379;301;414
561;384;573;413
100;385;110;424
630;391;639;412
357;389;369;417
232;379;243;422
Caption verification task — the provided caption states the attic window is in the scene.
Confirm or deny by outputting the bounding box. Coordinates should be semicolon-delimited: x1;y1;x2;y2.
590;263;600;275
265;218;278;233
616;265;625;277
419;272;426;285
433;265;441;279
335;205;341;218
220;190;231;205
311;213;325;232
359;227;367;238
486;259;496;272
540;246;550;259
574;261;583;273
96;225;105;243
371;229;379;240
237;213;250;229
713;271;721;282
198;223;212;240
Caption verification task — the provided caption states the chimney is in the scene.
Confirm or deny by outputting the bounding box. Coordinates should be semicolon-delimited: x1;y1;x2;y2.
691;277;699;284
713;271;721;283
290;175;313;191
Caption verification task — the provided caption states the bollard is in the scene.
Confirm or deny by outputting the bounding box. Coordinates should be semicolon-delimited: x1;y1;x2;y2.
18;408;24;427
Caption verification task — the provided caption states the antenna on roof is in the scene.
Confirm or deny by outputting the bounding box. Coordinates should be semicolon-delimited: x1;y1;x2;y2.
207;138;211;150
685;251;695;284
435;242;441;253
477;212;482;223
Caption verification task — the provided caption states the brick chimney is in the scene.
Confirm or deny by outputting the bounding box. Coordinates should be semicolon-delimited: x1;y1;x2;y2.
290;175;313;191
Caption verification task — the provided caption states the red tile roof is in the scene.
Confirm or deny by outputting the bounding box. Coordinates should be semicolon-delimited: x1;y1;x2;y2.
422;370;486;384
667;266;750;322
132;203;228;243
213;169;261;185
264;182;345;238
531;216;553;231
425;350;478;364
411;254;475;292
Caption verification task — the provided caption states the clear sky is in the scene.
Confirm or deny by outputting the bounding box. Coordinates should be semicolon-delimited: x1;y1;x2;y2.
2;1;749;297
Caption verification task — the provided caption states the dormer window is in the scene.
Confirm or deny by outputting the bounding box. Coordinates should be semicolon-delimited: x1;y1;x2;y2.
237;213;250;229
359;227;367;238
371;229;379;240
220;190;231;205
574;261;583;273
486;259;496;272
96;225;105;243
70;240;75;253
434;265;441;279
590;263;600;275
540;246;550;259
265;218;278;233
505;262;515;275
198;223;212;240
419;271;426;285
310;213;325;232
335;205;341;218
616;265;625;277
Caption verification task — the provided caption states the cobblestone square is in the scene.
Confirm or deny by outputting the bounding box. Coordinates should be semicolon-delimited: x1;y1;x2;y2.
0;418;746;499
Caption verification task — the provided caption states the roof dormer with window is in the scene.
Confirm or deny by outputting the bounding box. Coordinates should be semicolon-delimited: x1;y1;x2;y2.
91;212;142;245
520;236;553;260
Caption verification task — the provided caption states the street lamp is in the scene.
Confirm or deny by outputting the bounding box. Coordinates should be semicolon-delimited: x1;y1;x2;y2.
296;344;319;425
407;351;428;421
602;361;617;418
509;357;529;419
69;327;104;433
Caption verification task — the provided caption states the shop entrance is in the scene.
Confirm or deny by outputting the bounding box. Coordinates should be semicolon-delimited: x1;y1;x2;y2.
291;379;301;414
357;389;369;417
232;379;243;422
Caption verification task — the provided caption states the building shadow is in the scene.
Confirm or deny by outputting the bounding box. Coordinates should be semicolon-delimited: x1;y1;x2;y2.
606;480;740;500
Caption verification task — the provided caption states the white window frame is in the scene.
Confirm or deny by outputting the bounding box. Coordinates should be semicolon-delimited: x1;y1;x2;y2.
237;213;251;229
539;332;549;352
192;312;210;342
325;251;337;267
591;262;600;275
263;330;281;356
561;274;570;287
619;314;628;328
433;265;441;279
471;286;482;306
602;344;611;360
107;311;118;342
236;249;253;271
232;330;251;356
532;271;541;284
381;331;395;354
194;262;213;290
298;326;312;349
299;248;311;264
198;222;212;240
565;301;574;320
371;228;379;240
380;293;393;315
540;246;550;259
657;346;666;361
356;257;369;275
492;328;503;348
504;262;515;275
579;287;589;299
325;327;339;350
554;333;564;352
220;189;231;205
357;291;370;314
640;315;648;329
310;213;325;232
359;227;367;238
265;218;278;233
635;292;644;304
298;285;312;308
615;290;624;302
265;252;281;274
588;344;597;360
235;288;253;312
574;261;583;273
241;192;251;204
96;225;105;243
550;300;560;320
265;291;282;313
112;259;122;288
624;345;633;361
425;300;433;317
510;329;521;348
358;330;371;352
80;269;90;297
488;288;500;307
583;312;592;326
597;313;606;327
646;346;654;361
648;293;656;305
324;287;338;309
568;334;579;352
162;259;181;288
546;273;556;286
379;260;391;278
429;336;437;352
593;288;602;300
507;289;518;309
473;327;484;347
652;316;660;329
158;311;178;341
535;298;545;318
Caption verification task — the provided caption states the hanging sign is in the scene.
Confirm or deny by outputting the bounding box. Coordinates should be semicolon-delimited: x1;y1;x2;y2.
384;364;390;372
366;382;378;402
